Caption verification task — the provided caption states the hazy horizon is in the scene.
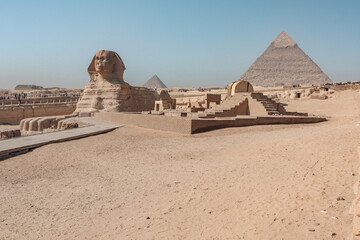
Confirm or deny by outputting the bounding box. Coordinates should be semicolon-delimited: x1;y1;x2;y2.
1;0;359;89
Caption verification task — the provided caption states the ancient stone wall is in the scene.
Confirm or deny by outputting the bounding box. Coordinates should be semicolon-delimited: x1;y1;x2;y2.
128;87;158;112
0;96;79;106
96;112;193;134
95;112;326;134
0;103;77;124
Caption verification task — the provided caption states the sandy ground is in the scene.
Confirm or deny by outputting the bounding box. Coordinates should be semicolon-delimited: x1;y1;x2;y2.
0;90;360;240
0;125;19;131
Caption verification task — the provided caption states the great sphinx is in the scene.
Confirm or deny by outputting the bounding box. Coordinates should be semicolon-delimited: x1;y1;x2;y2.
20;50;158;132
75;50;158;115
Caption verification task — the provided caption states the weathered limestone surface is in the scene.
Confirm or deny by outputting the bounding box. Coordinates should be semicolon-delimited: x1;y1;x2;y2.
19;114;78;132
95;112;327;134
0;103;77;124
58;118;79;130
311;94;328;100
0;129;21;139
75;50;157;114
143;74;167;88
159;90;171;99
154;99;177;111
228;80;254;96
239;31;331;87
262;87;335;100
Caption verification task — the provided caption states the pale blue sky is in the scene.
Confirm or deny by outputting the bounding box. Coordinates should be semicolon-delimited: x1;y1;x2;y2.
1;0;359;89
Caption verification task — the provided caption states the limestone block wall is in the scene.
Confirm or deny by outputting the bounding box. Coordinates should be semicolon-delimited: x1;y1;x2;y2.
0;103;77;124
95;112;193;134
215;98;249;117
129;87;157;112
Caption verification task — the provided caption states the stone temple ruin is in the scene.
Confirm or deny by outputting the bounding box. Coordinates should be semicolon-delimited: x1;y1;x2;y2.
146;80;309;118
95;79;327;134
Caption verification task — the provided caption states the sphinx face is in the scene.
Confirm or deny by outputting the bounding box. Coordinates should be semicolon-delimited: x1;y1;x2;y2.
94;50;115;74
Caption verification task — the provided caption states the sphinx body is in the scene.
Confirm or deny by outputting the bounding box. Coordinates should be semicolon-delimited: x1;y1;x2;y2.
75;50;157;114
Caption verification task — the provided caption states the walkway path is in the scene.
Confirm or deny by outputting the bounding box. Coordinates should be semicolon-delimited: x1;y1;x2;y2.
0;118;121;159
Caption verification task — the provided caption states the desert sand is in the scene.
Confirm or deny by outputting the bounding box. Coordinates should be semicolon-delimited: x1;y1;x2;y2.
0;125;19;131
0;90;359;239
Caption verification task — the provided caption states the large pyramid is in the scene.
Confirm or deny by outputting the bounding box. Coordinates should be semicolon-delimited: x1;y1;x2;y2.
143;74;167;88
238;31;331;87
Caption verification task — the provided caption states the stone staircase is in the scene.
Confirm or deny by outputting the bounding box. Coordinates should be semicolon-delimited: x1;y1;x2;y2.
250;93;280;115
192;93;249;118
158;92;307;118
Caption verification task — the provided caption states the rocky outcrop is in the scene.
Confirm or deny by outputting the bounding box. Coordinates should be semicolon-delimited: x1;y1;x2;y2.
58;118;78;130
0;129;21;139
19;114;78;132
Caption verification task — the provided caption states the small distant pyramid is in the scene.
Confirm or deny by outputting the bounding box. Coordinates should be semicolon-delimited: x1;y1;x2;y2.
238;31;331;87
143;74;167;88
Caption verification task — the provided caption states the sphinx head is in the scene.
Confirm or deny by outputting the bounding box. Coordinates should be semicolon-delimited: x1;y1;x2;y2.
88;50;126;83
94;50;116;74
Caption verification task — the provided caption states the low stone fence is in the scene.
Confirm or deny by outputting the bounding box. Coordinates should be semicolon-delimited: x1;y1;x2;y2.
0;97;79;124
0;103;77;124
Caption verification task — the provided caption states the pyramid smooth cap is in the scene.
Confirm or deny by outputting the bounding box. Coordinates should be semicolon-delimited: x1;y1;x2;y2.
272;31;297;48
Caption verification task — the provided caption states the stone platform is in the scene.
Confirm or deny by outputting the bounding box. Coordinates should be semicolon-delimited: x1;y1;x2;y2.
0;118;121;160
95;112;327;134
